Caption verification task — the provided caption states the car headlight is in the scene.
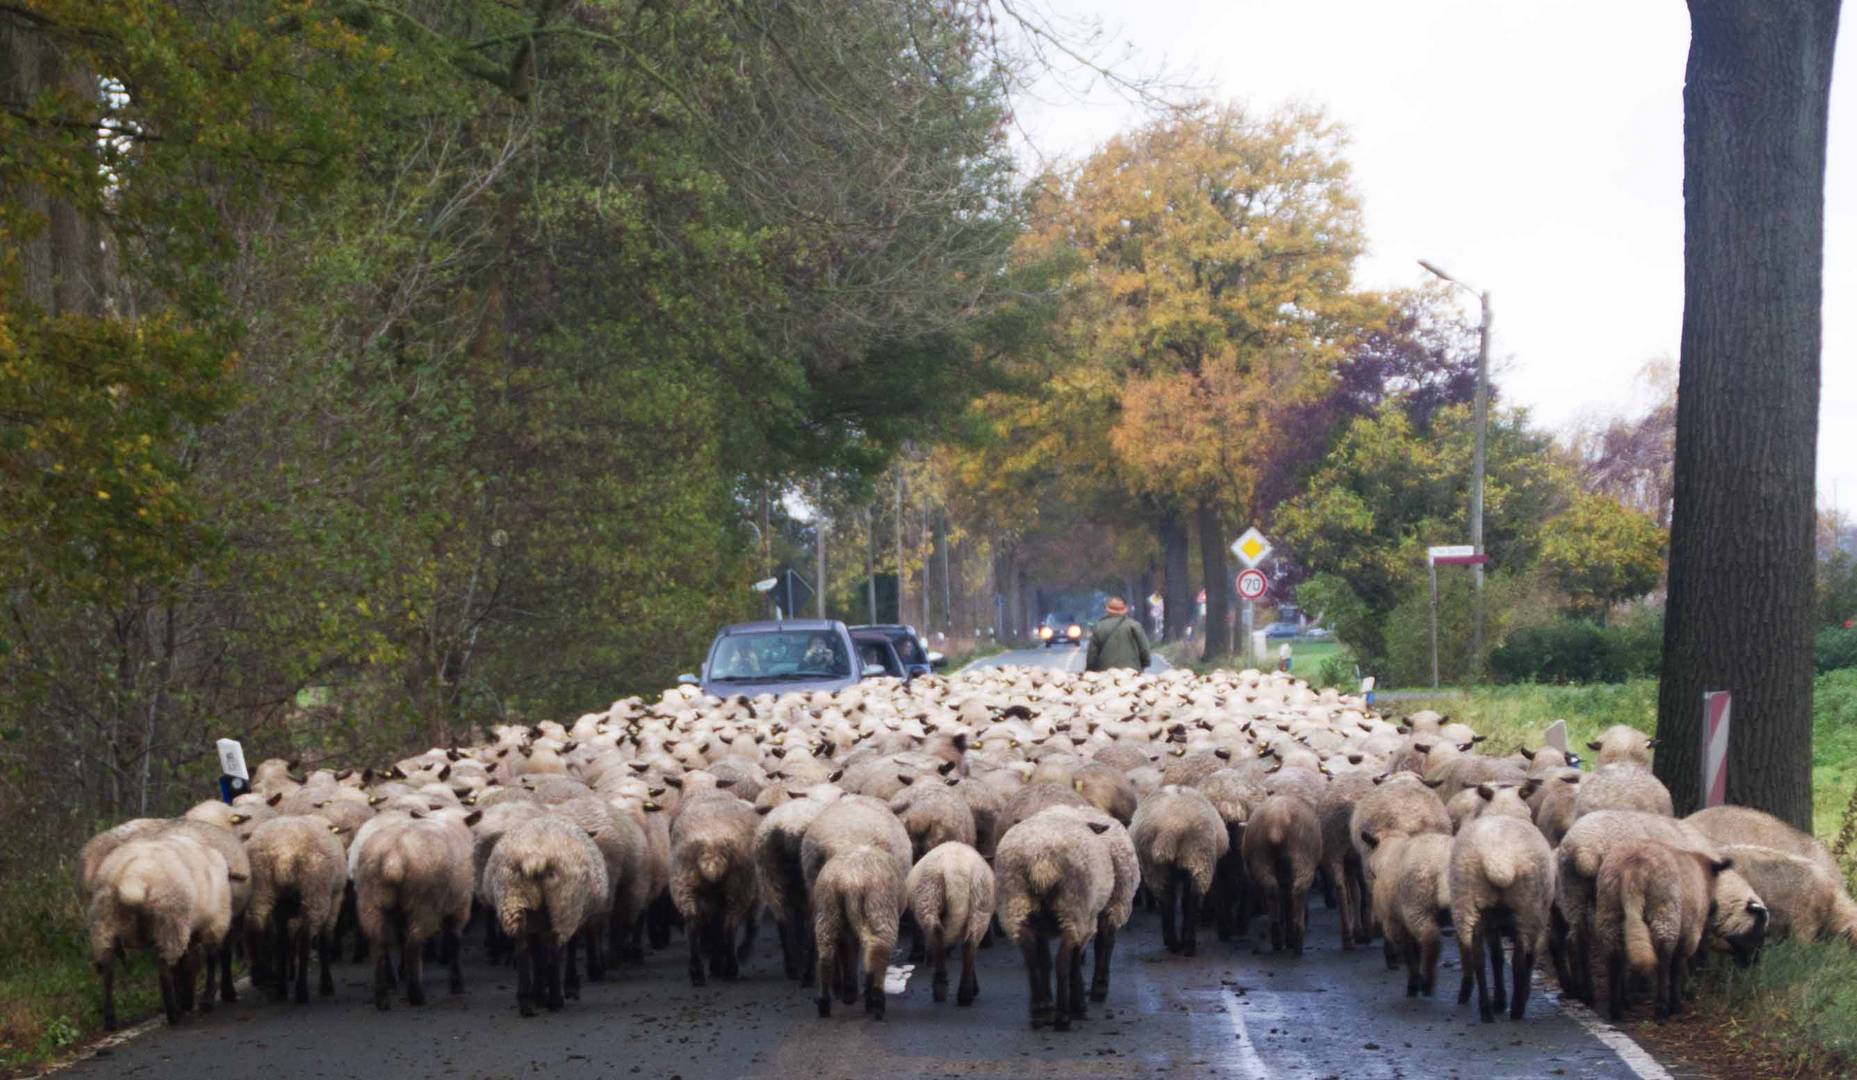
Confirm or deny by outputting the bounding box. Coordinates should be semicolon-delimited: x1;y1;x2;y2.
1039;626;1053;639
1067;625;1081;638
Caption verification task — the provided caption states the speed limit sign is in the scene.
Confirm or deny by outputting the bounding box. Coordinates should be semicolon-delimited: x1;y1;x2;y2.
1237;568;1268;601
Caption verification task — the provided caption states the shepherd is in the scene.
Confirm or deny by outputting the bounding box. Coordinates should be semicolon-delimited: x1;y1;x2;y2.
1086;597;1152;673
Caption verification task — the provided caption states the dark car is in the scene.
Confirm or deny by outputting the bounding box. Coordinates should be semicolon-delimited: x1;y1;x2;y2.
849;624;946;677
1038;612;1085;648
850;630;910;681
682;619;875;698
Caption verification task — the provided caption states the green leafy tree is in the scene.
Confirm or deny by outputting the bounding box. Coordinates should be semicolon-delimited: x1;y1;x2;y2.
1538;494;1666;620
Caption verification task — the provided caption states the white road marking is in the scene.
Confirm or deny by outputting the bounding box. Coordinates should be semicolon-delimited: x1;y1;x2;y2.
883;964;915;994
1219;986;1273;1078
39;977;253;1076
1545;980;1675;1080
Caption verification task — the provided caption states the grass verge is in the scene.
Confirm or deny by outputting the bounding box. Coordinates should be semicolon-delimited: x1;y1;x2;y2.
0;859;159;1075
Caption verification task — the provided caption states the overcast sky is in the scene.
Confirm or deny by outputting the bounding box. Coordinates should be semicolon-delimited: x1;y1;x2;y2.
1010;0;1855;511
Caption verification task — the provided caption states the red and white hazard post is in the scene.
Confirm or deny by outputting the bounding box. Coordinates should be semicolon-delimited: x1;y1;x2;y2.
1701;690;1731;808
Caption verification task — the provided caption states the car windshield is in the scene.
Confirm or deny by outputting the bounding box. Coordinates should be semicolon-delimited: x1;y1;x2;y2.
708;630;851;681
1048;613;1079;626
889;634;926;664
857;641;897;673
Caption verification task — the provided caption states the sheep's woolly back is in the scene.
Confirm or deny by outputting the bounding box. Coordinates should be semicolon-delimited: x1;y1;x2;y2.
799;795;910;892
753;796;831;925
89;834;232;966
245;815;348;935
1719;845;1849;944
350;811;475;946
1449;815;1554;951
905;842;995;948
1130;786;1228;896
667;792;760;923
890;782;978;861
1349;776;1450;874
1689;807;1841;880
1593;840;1709;978
1574;764;1674;819
486;814;610;944
994;808;1113;945
1041;804;1138;928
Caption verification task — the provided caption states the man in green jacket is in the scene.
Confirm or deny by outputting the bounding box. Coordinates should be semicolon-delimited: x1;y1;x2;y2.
1087;597;1152;672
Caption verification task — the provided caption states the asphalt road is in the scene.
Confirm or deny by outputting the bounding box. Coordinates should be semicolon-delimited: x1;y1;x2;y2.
60;897;1659;1080
961;645;1172;675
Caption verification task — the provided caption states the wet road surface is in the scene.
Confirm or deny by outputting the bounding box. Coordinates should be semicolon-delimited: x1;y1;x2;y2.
60;900;1653;1079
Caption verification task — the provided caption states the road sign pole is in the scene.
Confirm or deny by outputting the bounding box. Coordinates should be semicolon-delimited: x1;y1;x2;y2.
1242;600;1254;663
1428;558;1440;689
1702;691;1732;808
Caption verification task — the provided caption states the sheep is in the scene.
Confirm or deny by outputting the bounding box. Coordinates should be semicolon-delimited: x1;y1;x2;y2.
1451;782;1539;833
905;842;995;1005
890;779;978;862
1592;840;1722;1021
185;796;275;842
668;791;762;986
1687;806;1841;879
554;794;650;976
1449;814;1555;1022
1586;725;1656;768
348;809;476;1008
1717;844;1857;945
948;774;1007;858
88;834;232;1029
1241;794;1323;954
79;818;167;895
485;815;611;1016
1040;803;1139;1005
754;794;834;982
1130;786;1228;957
1573;763;1674;819
1554;810;1769;1004
994;807;1115;1031
1529;769;1583;846
810;845;906;1020
1429;755;1528;803
1359;830;1453;997
1199;768;1267;941
1315;771;1377;949
245;815;347;1004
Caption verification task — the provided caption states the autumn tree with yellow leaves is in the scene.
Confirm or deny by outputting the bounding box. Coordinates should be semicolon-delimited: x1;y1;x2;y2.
1022;104;1368;657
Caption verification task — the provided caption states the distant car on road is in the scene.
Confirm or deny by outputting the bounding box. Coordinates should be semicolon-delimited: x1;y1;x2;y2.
849;624;947;678
1263;620;1302;640
1038;612;1086;648
682;619;876;698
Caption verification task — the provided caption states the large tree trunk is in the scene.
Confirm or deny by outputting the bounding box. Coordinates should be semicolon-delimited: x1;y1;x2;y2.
1196;501;1231;660
1655;0;1839;829
2;14;110;317
1158;509;1191;643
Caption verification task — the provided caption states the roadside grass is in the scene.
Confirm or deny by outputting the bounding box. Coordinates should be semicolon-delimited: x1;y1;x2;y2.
941;639;1008;671
1691;938;1857;1076
0;859;158;1075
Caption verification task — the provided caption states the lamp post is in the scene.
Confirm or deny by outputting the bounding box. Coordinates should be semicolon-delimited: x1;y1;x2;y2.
1419;259;1492;673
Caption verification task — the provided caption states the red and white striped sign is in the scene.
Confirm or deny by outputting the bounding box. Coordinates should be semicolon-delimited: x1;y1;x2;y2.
1702;690;1732;808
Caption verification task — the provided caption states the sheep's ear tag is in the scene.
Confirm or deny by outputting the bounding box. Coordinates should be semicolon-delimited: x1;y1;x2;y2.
229;814;247;825
642;802;662;813
1087;821;1110;835
1072;779;1084;792
648;787;666;798
464;810;483;828
329;824;343;834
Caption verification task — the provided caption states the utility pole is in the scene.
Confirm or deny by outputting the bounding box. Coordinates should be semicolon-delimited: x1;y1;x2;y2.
1420;259;1492;675
894;471;906;626
815;510;827;619
865;505;877;623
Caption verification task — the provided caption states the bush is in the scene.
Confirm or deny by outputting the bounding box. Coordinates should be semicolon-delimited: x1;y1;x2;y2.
1817;626;1857;674
1314;650;1358;691
1488;614;1661;684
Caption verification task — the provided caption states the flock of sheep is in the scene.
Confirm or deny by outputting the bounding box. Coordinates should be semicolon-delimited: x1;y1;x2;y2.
77;664;1857;1035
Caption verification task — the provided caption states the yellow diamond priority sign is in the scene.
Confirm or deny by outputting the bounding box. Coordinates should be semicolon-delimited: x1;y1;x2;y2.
1231;526;1272;569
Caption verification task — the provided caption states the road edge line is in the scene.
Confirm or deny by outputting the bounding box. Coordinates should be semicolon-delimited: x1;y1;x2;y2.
1547;983;1675;1080
32;976;252;1079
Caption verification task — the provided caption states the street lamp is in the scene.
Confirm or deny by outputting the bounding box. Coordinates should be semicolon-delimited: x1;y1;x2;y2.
1419;259;1492;672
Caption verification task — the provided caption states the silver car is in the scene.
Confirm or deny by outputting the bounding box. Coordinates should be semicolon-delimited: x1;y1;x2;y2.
683;619;878;698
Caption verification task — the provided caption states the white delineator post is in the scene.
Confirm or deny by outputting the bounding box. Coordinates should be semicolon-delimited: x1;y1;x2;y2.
1702;691;1732;808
